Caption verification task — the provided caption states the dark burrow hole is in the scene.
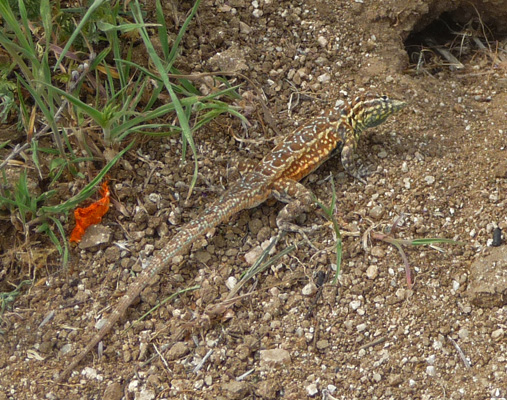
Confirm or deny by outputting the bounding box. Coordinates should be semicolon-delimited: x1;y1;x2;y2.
404;9;506;75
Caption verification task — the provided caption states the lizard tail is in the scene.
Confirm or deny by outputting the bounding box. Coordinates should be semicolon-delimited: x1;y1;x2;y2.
58;189;262;381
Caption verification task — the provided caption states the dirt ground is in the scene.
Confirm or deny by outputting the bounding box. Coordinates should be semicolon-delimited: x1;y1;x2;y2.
1;0;506;399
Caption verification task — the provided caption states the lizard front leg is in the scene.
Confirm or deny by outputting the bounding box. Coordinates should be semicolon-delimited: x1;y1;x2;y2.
340;131;369;184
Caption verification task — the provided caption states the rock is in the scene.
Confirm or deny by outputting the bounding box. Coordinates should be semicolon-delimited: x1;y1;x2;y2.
225;276;238;290
369;205;384;220
103;382;123;400
259;349;291;367
366;265;379;279
255;379;281;399
306;383;318;396
467;246;507;308
316;339;329;350
222;381;249;399
167;342;189;360
302;282;318;296
493;159;507;178
79;225;112;249
424;175;435;185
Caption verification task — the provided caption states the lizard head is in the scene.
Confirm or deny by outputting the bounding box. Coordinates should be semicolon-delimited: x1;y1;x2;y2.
357;95;406;128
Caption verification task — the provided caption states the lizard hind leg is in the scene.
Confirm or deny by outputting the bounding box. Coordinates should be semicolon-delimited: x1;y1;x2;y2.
271;179;321;235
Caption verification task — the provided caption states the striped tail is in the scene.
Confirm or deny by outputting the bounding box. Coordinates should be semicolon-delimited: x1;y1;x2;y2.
58;184;266;381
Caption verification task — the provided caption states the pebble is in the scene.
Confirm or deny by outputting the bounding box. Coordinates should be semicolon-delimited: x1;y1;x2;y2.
491;328;504;340
426;365;436;376
302;282;318;296
458;328;469;340
225;276;238;290
366;265;379;279
425;175;435;185
371;246;385;257
244;246;263;265
222;381;249;400
356;323;367;332
260;349;291;367
316;339;329;350
167;342;189;360
373;373;382;382
317;73;331;83
369;205;384;220
306;383;319;396
317;36;328;47
103;382;123;400
349;300;361;310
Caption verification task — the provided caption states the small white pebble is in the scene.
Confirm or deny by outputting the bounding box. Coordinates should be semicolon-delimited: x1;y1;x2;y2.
491;328;504;340
317;73;331;83
317;36;328;47
426;366;436;376
458;328;469;340
426;354;436;365
349;300;361;310
366;265;379;279
425;175;435;185
373;373;382;382
302;282;318;296
225;276;237;291
306;383;318;396
356;323;367;332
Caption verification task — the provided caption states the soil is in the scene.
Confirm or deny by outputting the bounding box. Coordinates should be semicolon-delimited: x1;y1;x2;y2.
1;0;506;399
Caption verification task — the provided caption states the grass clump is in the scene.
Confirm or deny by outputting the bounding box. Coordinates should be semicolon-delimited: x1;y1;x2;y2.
0;0;245;266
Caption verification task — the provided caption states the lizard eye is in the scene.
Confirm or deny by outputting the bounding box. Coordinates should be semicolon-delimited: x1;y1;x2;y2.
381;95;388;101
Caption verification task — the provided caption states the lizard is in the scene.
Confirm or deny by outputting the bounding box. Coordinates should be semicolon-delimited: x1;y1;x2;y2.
58;93;406;381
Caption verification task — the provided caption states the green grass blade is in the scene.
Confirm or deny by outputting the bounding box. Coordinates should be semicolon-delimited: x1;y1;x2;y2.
39;140;135;215
54;0;107;69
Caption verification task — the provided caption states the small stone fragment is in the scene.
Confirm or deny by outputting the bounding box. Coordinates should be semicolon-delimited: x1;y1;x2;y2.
103;382;123;400
255;379;282;399
302;282;318;296
491;328;504;340
316;339;329;350
245;245;263;265
369;205;384;220
239;21;252;34
317;73;331;83
467;246;507;308
259;349;291;367
79;225;112;249
425;175;435;185
167;342;189;361
371;246;385;258
366;265;379;279
458;328;469;340
222;381;249;400
226;276;238;291
306;383;319;396
349;300;361;310
317;36;328;47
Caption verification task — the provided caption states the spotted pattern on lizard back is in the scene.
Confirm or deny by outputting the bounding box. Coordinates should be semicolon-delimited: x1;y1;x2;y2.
58;94;406;381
